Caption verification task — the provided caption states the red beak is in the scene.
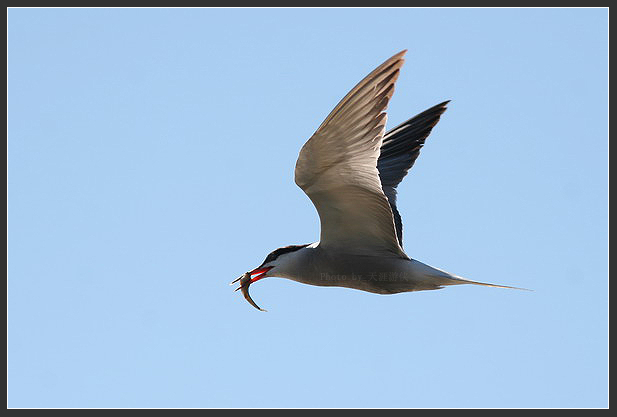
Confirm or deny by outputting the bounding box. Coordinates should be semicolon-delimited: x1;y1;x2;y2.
248;266;273;283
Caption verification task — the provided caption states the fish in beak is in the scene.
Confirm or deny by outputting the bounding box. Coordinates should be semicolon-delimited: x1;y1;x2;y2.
231;266;273;311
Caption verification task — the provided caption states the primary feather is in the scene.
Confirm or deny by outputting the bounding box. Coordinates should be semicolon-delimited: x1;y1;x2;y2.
378;100;450;246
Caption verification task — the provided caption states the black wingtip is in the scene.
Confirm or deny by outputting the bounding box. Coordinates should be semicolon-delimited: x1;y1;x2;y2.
430;99;451;113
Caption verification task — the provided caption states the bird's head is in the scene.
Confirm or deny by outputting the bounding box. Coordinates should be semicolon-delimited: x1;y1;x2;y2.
232;244;310;311
248;243;311;283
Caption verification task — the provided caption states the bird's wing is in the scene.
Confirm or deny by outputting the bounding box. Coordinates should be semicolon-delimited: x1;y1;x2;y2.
377;101;450;246
294;50;408;258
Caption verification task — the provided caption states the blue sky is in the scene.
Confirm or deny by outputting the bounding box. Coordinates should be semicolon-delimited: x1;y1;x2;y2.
8;8;607;408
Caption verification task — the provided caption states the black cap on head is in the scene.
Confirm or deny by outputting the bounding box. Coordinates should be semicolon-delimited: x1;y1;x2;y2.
260;244;309;266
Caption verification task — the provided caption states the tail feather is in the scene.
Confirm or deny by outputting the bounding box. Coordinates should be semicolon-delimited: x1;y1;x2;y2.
445;275;532;291
408;259;531;292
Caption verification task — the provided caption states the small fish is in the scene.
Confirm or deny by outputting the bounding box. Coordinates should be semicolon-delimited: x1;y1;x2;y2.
231;272;267;312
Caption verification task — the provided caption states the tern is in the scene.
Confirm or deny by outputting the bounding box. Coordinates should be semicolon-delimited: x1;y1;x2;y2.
233;50;525;311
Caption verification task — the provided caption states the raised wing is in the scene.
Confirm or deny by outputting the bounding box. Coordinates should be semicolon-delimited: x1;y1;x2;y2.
295;50;408;258
378;101;450;246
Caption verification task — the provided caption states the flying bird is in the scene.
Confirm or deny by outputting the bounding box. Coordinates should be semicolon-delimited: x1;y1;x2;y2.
233;50;525;311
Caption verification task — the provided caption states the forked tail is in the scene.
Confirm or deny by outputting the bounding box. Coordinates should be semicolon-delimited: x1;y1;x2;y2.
445;275;532;291
408;259;531;291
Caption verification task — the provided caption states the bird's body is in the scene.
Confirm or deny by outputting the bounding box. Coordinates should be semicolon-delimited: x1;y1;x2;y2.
257;243;494;295
233;50;524;310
